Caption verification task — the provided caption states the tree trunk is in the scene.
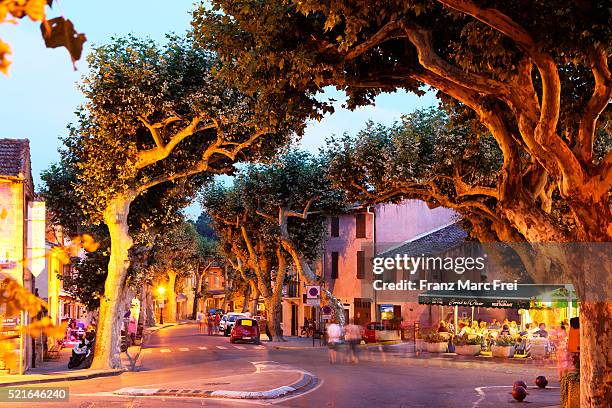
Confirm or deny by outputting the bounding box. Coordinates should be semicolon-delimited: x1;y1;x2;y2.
249;283;260;315
264;297;284;341
280;237;345;325
143;282;155;327
579;302;611;407
192;272;202;320
241;283;251;313
165;271;177;323
91;196;134;370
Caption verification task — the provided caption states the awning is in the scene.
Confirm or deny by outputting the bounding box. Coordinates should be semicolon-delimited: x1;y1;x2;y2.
418;284;575;309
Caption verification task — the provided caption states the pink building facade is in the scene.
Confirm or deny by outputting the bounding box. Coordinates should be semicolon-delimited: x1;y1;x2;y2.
317;199;458;327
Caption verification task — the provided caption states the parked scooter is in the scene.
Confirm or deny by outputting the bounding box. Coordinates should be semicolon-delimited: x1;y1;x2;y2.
68;331;95;369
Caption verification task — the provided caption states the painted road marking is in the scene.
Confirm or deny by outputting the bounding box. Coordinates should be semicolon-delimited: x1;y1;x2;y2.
142;350;152;354
216;346;228;349
198;346;207;350
234;345;246;349
179;347;189;351
255;346;266;349
160;348;171;353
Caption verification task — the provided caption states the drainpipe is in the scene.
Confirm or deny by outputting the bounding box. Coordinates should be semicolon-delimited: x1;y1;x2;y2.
367;206;377;321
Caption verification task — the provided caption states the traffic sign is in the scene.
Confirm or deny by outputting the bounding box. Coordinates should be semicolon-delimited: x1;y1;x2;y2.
306;298;320;306
306;285;320;299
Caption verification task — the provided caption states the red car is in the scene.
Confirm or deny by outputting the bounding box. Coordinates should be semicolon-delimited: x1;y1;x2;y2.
230;318;261;344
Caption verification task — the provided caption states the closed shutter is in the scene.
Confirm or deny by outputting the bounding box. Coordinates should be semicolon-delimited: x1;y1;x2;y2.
357;251;365;279
331;252;339;279
355;213;366;238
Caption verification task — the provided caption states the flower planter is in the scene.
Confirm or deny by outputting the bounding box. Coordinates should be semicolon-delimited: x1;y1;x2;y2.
426;342;448;353
455;344;481;356
492;345;515;358
415;338;425;352
530;343;547;359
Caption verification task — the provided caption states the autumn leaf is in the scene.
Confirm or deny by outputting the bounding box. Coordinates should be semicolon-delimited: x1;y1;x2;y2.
40;17;86;68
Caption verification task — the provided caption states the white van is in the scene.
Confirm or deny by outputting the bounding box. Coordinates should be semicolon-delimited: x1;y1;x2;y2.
219;312;248;336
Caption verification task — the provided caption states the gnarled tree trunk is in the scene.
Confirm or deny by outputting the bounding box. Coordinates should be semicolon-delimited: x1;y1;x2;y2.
165;270;177;323
280;236;345;326
579;302;611;407
91;196;134;369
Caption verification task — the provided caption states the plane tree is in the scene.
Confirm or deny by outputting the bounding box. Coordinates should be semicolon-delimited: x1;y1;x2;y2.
64;35;295;369
202;151;348;332
192;2;611;403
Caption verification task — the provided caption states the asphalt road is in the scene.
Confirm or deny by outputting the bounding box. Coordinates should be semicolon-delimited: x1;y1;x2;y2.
2;324;561;408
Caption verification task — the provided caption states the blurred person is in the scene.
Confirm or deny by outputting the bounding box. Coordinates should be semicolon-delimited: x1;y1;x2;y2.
197;310;205;333
207;313;213;335
214;313;221;334
128;314;137;346
535;323;548;338
488;319;500;330
327;321;342;364
345;319;362;363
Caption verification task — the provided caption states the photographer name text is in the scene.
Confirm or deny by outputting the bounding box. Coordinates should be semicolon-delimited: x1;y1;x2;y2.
373;279;518;291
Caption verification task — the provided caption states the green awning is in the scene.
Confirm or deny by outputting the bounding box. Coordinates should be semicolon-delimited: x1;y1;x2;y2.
417;284;575;309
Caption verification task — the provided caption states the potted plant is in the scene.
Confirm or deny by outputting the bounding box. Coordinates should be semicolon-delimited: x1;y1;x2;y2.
454;335;481;356
492;335;516;358
424;333;449;353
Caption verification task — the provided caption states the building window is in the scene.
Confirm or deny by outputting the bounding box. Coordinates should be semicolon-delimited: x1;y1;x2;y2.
356;251;365;279
331;252;339;279
330;216;340;237
355;213;366;238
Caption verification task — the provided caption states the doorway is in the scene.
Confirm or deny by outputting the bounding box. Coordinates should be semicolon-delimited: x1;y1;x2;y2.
291;304;298;336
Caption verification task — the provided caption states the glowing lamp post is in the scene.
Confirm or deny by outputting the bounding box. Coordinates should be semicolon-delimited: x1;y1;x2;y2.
156;286;166;325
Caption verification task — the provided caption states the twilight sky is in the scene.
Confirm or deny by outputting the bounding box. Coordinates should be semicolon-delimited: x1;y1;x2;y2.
0;1;436;218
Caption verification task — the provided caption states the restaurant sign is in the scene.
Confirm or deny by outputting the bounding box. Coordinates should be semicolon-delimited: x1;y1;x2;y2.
448;299;485;307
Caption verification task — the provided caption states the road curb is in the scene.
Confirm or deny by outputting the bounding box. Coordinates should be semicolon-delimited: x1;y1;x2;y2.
0;368;126;387
114;372;317;400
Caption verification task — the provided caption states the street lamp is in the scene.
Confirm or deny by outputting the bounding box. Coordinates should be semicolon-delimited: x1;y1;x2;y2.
157;286;166;325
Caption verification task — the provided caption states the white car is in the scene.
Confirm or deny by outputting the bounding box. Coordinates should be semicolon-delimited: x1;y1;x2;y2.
219;313;248;336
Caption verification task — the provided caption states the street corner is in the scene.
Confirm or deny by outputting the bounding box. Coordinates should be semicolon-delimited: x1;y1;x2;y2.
472;384;560;407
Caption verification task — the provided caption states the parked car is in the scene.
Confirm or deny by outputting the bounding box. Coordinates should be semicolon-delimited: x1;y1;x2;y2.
219;312;247;336
362;321;400;343
230;318;261;344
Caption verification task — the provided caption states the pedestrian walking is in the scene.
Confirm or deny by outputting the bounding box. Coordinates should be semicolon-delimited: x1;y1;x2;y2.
197;310;205;333
345;319;362;363
214;313;221;335
207;313;213;335
326;321;342;364
128;315;137;346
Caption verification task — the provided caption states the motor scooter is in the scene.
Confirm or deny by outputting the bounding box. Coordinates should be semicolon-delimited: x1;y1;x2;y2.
68;331;95;369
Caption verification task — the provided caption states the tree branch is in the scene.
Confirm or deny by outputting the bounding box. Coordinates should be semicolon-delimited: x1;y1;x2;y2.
401;22;508;97
437;0;585;192
345;20;402;60
284;196;317;220
576;44;612;165
136;116;217;169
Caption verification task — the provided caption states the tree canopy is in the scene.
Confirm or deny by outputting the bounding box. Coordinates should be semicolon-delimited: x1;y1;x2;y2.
202;150;349;328
192;0;611;243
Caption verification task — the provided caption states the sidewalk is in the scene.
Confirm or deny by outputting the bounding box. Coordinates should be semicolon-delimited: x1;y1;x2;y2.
0;322;182;387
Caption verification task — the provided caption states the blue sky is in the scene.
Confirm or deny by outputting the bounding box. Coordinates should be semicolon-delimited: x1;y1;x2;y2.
0;1;436;218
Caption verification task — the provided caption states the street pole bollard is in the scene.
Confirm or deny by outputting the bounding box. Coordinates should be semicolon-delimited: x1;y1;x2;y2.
414;321;420;354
